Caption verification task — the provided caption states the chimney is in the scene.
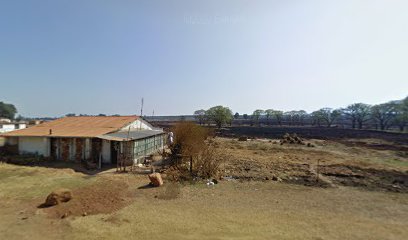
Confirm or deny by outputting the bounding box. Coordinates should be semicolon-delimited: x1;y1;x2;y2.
49;129;52;135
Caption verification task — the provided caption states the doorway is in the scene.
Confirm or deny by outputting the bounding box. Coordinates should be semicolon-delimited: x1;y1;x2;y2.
110;141;118;164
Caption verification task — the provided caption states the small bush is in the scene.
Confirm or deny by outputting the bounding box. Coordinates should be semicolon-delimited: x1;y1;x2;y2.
195;144;224;179
170;122;209;158
168;122;225;180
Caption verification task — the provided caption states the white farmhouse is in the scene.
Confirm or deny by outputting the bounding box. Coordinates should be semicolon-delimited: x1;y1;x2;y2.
1;116;165;167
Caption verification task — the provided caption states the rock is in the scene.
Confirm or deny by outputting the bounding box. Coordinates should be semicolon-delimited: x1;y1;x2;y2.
45;188;73;207
212;179;218;184
148;173;163;187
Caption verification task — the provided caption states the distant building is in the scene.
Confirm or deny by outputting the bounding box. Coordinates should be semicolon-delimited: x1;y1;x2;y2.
0;119;27;134
1;116;165;167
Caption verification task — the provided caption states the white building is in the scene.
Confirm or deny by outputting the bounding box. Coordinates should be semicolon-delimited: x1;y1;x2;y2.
1;116;165;166
0;120;27;134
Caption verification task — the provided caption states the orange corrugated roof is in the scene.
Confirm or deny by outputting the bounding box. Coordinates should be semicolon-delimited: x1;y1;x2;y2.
1;116;139;138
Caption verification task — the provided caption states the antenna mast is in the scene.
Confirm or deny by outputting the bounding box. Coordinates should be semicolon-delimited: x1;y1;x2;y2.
140;97;144;116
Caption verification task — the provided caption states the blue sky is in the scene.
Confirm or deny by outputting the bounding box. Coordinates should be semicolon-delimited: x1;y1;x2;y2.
1;0;407;117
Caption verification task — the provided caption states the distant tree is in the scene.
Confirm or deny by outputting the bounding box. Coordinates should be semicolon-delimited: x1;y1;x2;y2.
272;110;284;126
265;109;274;125
234;112;240;119
297;110;308;126
98;113;106;116
66;113;76;117
194;109;206;125
395;96;408;131
371;103;395;130
252;109;264;126
205;106;233;128
243;114;249;120
312;108;341;127
15;114;23;122
284;111;294;125
285;111;307;126
393;102;407;131
343;103;371;129
0;102;17;119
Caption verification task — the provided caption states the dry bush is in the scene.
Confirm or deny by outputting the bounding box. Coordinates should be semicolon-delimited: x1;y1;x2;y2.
168;122;225;180
170;122;209;158
195;144;225;179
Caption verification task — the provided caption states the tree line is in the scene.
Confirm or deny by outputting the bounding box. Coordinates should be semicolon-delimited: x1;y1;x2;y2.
194;96;408;132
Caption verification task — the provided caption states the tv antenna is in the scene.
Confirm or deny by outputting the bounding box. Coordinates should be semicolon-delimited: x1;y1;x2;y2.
140;97;144;116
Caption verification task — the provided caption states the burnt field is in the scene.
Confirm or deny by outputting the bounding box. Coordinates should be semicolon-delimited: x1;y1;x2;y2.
209;126;408;193
218;126;408;145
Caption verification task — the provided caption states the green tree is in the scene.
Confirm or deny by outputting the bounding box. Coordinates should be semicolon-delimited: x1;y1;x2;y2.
194;109;206;125
205;106;233;128
397;96;408;131
272;110;284;126
296;110;308;126
265;109;274;125
312;108;341;127
343;103;371;129
371;103;395;130
252;109;264;126
284;111;307;125
0;102;17;119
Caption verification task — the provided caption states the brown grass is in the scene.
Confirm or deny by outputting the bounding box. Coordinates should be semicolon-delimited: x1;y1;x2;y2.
0;133;407;240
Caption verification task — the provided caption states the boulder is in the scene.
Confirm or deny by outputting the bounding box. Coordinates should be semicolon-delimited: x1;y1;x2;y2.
148;173;163;187
45;188;73;206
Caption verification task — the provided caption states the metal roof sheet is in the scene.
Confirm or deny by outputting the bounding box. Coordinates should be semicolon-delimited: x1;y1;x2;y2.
98;129;165;141
1;116;139;138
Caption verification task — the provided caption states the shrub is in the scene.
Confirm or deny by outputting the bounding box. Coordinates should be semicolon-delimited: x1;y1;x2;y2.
170;122;209;158
168;122;224;180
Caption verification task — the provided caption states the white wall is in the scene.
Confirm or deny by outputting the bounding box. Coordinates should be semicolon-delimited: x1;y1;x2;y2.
0;123;27;133
18;137;50;157
120;119;152;131
102;140;111;163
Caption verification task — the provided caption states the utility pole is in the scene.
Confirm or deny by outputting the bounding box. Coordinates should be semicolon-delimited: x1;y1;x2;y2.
140;97;144;117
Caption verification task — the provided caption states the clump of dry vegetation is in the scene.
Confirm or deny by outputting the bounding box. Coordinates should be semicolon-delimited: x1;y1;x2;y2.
167;122;225;181
280;133;305;145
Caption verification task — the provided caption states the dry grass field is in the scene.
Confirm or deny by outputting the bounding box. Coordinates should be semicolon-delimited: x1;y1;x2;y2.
0;128;407;240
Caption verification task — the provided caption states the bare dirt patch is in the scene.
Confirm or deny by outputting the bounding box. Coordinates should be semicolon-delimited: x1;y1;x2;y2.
41;180;134;219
